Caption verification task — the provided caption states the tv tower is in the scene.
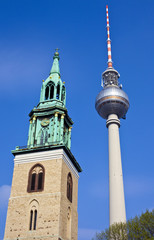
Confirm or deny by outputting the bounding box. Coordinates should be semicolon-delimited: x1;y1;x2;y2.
95;6;129;226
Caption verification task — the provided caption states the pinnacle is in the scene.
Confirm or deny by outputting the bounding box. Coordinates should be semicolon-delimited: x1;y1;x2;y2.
50;50;60;76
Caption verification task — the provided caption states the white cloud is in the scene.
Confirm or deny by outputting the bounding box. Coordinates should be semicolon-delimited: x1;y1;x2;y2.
0;185;11;208
78;228;100;240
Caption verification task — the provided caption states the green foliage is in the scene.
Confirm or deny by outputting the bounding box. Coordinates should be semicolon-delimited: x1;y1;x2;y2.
93;222;127;240
127;209;154;240
92;209;154;240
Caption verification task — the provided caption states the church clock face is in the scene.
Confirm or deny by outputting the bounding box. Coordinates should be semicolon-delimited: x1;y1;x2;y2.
41;118;50;127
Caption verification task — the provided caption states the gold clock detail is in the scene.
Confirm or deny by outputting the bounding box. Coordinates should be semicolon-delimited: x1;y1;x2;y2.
41;118;50;127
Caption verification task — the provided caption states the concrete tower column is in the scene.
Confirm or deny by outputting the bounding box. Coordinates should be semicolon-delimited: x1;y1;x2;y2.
106;114;126;225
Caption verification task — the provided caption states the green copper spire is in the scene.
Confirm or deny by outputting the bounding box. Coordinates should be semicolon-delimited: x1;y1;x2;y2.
12;49;82;173
50;49;60;76
25;50;73;151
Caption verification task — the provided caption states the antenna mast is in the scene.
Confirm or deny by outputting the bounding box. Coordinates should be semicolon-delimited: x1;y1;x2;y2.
106;5;113;68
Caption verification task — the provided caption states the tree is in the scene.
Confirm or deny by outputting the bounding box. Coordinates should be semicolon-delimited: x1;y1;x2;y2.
93;222;127;240
92;209;154;240
127;210;154;239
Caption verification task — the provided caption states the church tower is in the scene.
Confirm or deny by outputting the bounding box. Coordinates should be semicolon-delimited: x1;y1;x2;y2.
4;50;82;240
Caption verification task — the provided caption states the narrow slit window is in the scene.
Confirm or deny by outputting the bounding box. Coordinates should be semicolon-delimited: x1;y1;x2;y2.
29;210;33;230
33;210;37;230
45;86;49;100
50;85;54;99
38;172;43;190
61;86;65;102
67;207;71;239
56;84;60;99
31;173;36;191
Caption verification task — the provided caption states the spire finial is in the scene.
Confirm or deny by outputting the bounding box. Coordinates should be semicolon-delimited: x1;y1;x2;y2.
106;5;113;68
55;48;59;54
53;48;60;60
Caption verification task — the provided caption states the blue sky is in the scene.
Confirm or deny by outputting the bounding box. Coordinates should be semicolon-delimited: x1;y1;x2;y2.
0;0;154;239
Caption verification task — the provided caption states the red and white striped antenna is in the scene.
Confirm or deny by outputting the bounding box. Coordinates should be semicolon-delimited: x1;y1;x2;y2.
106;5;113;68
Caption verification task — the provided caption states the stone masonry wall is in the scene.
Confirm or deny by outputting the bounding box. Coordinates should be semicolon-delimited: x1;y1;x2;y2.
4;150;79;240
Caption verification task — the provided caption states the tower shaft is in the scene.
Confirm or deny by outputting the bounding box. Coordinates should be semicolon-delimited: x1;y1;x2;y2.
106;114;126;225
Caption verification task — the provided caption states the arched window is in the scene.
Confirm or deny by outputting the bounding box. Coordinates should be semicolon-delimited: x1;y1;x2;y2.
67;173;73;202
28;164;45;192
56;84;60;99
45;82;55;100
29;200;38;231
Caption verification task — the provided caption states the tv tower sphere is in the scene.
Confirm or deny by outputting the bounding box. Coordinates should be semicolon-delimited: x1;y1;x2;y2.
95;68;129;119
95;5;129;226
